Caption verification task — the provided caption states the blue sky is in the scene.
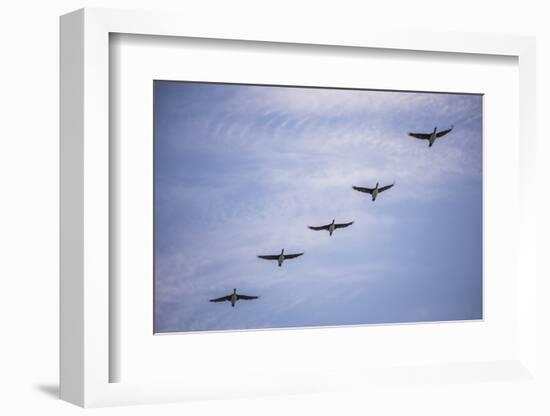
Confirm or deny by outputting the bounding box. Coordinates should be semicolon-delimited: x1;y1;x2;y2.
154;81;482;333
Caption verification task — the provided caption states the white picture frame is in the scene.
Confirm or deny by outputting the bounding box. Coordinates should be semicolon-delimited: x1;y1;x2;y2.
60;7;538;408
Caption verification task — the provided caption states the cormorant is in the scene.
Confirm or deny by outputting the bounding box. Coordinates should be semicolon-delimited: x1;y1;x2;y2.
308;219;354;236
257;248;304;267
352;182;395;201
209;288;259;307
408;125;453;147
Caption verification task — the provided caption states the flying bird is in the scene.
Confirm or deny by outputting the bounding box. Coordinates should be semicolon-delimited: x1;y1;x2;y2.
257;248;304;267
408;125;453;147
209;288;259;307
308;219;354;236
352;182;395;201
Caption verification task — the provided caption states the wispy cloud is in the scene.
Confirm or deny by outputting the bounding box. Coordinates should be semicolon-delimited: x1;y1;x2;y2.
154;81;483;332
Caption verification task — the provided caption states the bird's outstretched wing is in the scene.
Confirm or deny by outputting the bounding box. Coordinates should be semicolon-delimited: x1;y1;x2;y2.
334;221;354;229
257;255;280;260
352;185;374;194
283;253;304;260
408;132;431;140
308;224;331;231
209;295;231;303
237;294;259;300
378;183;395;193
436;125;453;138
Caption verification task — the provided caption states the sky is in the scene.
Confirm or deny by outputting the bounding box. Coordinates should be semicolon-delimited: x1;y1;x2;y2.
153;81;483;333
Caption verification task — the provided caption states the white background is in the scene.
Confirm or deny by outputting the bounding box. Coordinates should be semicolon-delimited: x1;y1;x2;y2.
1;1;549;415
112;34;519;383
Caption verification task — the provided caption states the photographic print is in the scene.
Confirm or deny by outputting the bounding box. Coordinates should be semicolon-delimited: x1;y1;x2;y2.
154;81;482;334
